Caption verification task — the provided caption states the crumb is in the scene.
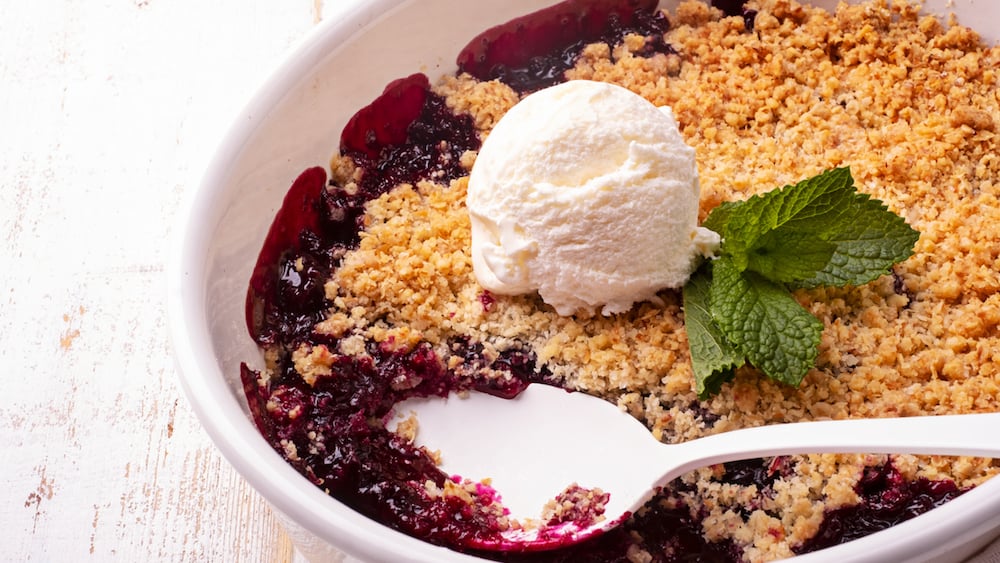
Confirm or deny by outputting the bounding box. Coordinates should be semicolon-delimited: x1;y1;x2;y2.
540;483;610;527
394;412;419;443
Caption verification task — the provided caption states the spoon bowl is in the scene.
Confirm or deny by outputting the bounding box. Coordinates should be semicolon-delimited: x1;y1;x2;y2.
391;384;1000;551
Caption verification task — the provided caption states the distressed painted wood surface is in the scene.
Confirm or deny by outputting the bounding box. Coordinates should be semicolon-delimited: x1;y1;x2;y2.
4;1;1000;562
2;1;333;561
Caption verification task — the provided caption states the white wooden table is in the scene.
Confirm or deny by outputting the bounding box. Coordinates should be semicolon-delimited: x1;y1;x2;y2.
5;1;1000;562
2;1;333;561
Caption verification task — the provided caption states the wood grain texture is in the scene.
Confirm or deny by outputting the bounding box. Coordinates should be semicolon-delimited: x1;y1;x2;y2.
4;1;999;562
1;1;334;561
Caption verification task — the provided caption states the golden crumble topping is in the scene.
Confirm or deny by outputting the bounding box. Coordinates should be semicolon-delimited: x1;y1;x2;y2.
306;0;999;560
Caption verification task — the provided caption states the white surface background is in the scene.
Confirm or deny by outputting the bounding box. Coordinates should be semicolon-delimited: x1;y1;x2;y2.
4;0;1000;562
2;1;334;561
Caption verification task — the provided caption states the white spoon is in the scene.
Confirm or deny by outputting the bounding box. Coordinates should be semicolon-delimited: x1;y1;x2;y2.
391;383;1000;552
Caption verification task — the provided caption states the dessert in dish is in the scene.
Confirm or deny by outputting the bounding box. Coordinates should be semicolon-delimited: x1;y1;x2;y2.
241;0;999;561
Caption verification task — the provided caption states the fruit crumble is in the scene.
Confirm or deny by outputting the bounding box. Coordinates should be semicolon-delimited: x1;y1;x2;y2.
242;0;1000;561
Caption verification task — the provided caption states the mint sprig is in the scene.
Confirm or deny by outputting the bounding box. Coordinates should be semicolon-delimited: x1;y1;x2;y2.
685;167;919;398
682;267;742;397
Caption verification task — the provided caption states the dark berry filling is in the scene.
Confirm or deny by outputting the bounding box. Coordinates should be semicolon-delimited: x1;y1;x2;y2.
245;167;341;344
243;0;968;560
709;0;757;31
496;499;741;563
241;342;522;548
794;461;966;554
456;0;672;93
340;73;480;196
710;0;747;18
448;338;555;398
247;75;479;345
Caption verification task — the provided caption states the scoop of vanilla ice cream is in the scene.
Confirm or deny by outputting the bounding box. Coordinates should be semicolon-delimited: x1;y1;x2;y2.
467;80;720;316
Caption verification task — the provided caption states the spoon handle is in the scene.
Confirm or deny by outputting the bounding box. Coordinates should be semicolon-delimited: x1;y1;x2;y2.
658;412;1000;487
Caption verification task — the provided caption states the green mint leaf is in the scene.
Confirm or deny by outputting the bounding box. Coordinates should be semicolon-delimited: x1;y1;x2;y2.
682;264;744;399
745;230;837;282
711;168;919;287
716;169;852;261
686;167;919;397
702;199;740;236
709;257;824;386
715;167;858;278
790;190;920;288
